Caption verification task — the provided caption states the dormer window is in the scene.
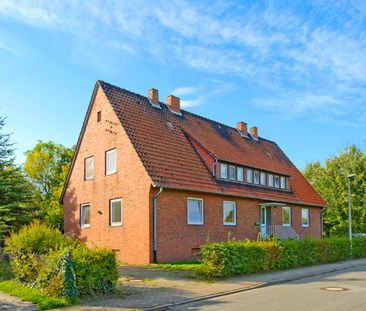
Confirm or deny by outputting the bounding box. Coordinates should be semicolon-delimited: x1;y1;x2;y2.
220;163;227;179
280;176;286;189
246;169;253;183
274;175;280;188
268;174;274;187
260;172;266;186
215;162;289;191
237;167;243;182
253;171;260;184
228;166;236;180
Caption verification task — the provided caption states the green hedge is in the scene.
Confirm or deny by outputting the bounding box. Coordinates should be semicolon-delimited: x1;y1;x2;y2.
4;221;118;300
199;236;366;278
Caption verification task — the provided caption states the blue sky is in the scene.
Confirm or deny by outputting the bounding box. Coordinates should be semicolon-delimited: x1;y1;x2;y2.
0;0;365;170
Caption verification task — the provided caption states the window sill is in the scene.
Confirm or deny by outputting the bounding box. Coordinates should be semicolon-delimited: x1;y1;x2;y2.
110;223;122;227
81;225;91;229
106;171;117;176
188;223;204;226
224;223;237;226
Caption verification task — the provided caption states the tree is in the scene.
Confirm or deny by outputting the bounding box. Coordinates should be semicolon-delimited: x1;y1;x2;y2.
0;115;34;244
24;141;74;231
303;145;366;236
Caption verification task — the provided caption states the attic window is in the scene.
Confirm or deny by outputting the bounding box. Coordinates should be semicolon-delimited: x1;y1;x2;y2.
97;111;101;123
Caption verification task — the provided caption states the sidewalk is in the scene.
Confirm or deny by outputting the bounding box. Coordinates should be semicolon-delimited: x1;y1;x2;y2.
0;291;37;311
61;257;366;310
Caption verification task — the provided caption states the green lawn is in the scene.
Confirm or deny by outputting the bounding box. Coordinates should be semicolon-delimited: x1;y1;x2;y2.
145;260;202;271
0;280;70;310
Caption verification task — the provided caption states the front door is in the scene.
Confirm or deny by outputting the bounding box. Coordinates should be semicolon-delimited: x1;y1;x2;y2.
260;206;267;238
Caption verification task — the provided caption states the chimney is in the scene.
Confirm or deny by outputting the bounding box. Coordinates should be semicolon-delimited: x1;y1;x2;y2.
236;121;248;137
250;126;258;141
148;88;159;107
166;95;181;114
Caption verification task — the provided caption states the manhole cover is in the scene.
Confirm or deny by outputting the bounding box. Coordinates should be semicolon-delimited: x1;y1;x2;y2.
321;287;349;292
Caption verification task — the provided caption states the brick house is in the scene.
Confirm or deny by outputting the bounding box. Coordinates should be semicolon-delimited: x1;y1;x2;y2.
61;80;325;264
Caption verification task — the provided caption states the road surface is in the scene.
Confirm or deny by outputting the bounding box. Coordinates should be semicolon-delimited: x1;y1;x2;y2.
172;265;366;311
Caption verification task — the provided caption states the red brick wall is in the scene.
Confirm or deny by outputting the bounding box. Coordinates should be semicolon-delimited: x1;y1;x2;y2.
153;188;322;263
63;86;153;264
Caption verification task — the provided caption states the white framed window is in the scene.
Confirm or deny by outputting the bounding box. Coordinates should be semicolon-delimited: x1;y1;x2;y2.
237;167;243;182
246;169;253;183
110;198;122;226
274;175;280;188
253;170;260;184
187;198;204;225
229;166;236;180
302;208;309;227
106;149;117;175
220;163;227;179
80;204;90;228
268;174;274;187
282;206;291;227
260;172;266;186
223;201;236;226
84;156;94;180
280;176;286;189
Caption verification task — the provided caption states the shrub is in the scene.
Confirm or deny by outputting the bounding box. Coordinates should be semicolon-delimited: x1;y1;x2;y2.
199;236;366;278
4;222;118;300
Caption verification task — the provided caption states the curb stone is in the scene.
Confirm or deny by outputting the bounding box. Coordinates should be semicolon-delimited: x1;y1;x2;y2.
144;260;366;311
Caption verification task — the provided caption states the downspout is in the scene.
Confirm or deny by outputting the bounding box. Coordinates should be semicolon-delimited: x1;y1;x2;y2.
153;187;164;263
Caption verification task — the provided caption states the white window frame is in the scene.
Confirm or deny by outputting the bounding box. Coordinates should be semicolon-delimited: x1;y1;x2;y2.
80;204;90;228
223;201;236;226
274;175;280;188
84;156;94;180
268;174;274;187
246;169;253;183
106;149;117;175
260;172;266;186
282;206;291;227
253;170;260;184
280;176;286;189
301;208;310;227
220;163;227;179
110;198;122;226
237;167;244;182
228;165;236;180
187;198;204;225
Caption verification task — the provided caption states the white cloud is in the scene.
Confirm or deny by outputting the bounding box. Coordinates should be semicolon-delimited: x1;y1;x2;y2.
0;0;365;123
171;86;196;97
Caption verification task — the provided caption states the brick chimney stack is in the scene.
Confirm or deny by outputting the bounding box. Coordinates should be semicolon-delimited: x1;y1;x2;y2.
166;95;181;114
250;126;258;141
236;121;248;137
148;88;159;107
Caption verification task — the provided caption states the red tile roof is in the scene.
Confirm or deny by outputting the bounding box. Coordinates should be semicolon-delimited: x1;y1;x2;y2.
70;80;325;207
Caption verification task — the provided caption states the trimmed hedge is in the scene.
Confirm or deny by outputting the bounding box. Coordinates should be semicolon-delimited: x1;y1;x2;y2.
199;236;366;278
4;221;118;300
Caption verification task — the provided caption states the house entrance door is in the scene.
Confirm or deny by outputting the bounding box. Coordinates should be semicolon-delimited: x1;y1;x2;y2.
260;206;267;238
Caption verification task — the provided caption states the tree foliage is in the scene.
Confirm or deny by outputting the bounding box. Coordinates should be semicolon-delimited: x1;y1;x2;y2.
24;141;73;231
0;115;34;244
303;145;366;236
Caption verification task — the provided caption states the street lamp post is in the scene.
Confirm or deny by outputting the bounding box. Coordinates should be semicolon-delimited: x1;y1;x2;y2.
347;173;356;255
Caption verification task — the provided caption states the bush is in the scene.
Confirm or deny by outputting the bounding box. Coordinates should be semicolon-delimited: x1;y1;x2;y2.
4;222;118;300
199;236;366;278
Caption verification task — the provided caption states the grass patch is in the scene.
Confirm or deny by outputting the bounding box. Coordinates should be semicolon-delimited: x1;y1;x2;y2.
146;260;202;272
0;260;13;280
0;280;70;310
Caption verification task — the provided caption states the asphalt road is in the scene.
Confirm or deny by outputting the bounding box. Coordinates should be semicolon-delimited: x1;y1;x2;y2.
172;265;366;311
